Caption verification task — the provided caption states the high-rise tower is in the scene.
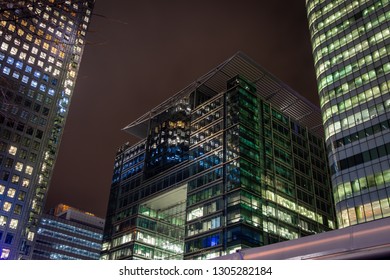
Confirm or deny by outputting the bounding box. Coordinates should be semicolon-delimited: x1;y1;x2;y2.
306;0;390;227
102;53;335;260
0;0;94;259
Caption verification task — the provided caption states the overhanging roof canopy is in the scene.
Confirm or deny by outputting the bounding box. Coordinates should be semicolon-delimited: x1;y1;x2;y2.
123;51;323;138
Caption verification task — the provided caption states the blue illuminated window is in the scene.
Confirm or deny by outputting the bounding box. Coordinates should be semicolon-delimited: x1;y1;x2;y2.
3;67;10;75
15;61;23;69
31;80;38;88
6;57;14;65
39;84;46;92
12;71;20;79
22;75;29;84
48;88;55;96
25;65;32;73
42;74;49;82
34;71;41;78
0;53;4;60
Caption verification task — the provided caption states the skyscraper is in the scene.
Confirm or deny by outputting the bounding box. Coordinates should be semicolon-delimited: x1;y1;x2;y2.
306;0;390;227
0;0;94;259
101;52;335;260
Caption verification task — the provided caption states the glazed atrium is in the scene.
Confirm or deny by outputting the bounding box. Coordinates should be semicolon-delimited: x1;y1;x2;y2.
102;52;336;260
306;0;390;227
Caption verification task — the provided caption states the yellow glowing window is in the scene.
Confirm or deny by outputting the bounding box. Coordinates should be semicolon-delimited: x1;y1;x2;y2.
25;166;33;175
51;46;57;55
3;202;12;212
0;215;7;226
22;178;30;188
15;162;23;172
34;38;41;46
27;231;35;241
8;146;17;155
7;188;16;198
8;24;15;32
9;219;18;229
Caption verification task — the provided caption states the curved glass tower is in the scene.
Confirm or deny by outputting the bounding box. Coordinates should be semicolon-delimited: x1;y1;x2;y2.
306;0;390;227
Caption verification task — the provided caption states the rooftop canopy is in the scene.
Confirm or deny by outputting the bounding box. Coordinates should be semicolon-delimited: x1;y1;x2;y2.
123;51;323;138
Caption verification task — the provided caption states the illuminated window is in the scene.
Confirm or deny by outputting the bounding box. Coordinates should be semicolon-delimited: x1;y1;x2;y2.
8;146;17;155
15;61;23;69
22;178;30;188
1;42;9;51
51;46;57;55
3;202;12;212
27;231;35;241
34;38;41;46
2;67;10;75
187;207;203;221
25;165;33;175
9;219;18;229
19;52;26;60
12;71;20;79
11;175;19;184
0;184;4;194
0;215;7;226
28;56;36;64
15;162;23;171
0;249;10;259
7;188;16;198
22;75;29;84
10;47;18;55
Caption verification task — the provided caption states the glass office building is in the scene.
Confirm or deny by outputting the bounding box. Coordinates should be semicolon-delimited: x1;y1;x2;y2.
306;0;390;228
32;204;104;260
0;1;94;259
102;52;335;260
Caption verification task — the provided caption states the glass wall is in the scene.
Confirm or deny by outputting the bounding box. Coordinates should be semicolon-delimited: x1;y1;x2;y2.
306;0;390;227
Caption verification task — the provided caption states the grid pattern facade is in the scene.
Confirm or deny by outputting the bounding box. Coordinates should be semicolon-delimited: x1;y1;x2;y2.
32;207;104;260
102;74;335;260
306;0;390;227
0;0;94;259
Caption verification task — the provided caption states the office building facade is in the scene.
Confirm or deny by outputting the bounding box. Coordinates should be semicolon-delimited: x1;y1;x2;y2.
32;204;104;260
306;0;390;227
0;0;94;259
102;53;335;260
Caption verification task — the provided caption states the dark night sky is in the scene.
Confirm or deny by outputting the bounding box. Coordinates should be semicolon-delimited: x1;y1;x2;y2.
45;0;318;218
